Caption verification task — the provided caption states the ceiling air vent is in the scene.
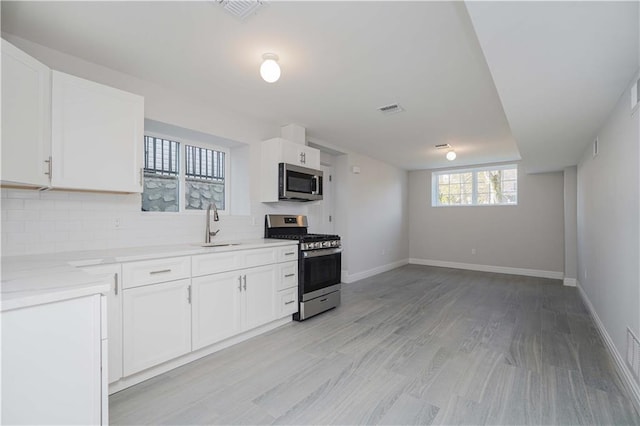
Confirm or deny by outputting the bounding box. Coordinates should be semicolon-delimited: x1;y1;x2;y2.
435;143;451;150
377;103;404;115
217;0;264;20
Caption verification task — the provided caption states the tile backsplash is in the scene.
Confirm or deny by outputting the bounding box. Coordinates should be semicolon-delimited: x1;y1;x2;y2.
1;188;263;256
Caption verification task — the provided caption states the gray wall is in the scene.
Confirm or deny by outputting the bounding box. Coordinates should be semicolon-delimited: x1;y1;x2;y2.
409;164;565;275
336;153;410;282
577;73;640;361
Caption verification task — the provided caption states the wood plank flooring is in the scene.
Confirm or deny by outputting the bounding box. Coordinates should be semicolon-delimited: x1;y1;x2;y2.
110;265;640;425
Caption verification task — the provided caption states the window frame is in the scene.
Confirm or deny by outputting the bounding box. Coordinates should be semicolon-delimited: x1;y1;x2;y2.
142;131;230;215
432;163;518;207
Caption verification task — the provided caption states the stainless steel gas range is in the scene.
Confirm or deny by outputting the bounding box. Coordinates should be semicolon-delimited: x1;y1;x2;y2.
265;214;342;321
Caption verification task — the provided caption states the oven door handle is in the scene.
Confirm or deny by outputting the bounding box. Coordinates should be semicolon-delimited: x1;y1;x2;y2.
302;248;342;258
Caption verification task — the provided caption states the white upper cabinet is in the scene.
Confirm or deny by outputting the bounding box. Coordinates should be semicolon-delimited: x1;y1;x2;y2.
262;137;320;169
51;71;144;193
1;40;51;187
260;137;321;202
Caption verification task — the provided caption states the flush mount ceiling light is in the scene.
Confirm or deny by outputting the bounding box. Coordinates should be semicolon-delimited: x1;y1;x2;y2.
446;150;457;161
260;53;280;83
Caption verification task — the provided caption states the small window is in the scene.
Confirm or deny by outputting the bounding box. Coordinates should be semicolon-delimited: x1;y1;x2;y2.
185;145;226;210
142;136;179;212
141;136;228;213
433;164;518;206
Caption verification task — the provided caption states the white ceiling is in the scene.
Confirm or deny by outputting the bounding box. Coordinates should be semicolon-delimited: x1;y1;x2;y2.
1;1;638;172
467;1;639;173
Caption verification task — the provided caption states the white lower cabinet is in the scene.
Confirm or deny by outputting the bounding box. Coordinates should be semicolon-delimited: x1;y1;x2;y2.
242;265;277;330
192;270;242;350
115;244;297;386
1;295;104;425
192;265;276;351
123;279;192;376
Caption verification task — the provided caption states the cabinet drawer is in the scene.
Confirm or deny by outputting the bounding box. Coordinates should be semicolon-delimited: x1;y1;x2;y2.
122;257;190;289
277;246;298;263
192;251;243;277
276;288;298;318
244;248;278;269
192;248;278;277
277;261;298;291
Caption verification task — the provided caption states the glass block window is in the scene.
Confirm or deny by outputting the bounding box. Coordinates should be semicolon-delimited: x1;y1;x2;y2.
433;165;518;206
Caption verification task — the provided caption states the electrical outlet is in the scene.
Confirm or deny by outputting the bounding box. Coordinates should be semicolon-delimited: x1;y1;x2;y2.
471;248;476;255
114;218;121;229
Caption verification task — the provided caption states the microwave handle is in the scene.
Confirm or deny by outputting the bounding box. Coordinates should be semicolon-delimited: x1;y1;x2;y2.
312;175;319;194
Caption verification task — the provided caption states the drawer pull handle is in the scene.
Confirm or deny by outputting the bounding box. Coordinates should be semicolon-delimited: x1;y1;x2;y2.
320;298;328;302
150;269;172;275
284;252;295;256
285;300;295;305
238;276;242;292
284;273;295;278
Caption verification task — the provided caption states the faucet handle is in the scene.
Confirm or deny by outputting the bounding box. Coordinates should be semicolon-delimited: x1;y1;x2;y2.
210;229;220;237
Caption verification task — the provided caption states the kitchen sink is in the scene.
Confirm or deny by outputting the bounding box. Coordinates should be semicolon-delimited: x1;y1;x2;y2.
198;242;240;248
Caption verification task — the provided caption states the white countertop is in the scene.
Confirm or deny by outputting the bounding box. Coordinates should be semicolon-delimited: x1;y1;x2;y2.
1;239;297;312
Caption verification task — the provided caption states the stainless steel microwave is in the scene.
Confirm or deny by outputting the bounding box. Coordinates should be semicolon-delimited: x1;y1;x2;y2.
278;163;323;202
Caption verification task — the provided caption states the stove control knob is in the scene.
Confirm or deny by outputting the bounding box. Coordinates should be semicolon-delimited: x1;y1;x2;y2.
314;242;321;249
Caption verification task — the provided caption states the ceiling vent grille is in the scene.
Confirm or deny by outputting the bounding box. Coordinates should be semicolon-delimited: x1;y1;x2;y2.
377;103;404;115
435;143;452;150
217;0;264;20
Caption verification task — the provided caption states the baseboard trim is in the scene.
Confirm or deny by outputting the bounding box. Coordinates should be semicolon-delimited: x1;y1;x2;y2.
563;277;578;287
342;259;409;284
408;258;563;280
576;283;640;415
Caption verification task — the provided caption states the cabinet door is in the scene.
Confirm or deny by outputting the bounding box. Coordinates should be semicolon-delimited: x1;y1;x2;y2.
1;40;51;187
84;264;123;384
1;295;102;425
51;71;144;193
281;143;320;169
191;271;242;350
242;265;276;331
123;279;191;376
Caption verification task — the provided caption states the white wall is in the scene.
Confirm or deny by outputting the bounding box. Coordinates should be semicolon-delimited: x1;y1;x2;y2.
337;153;410;282
409;164;565;277
577;72;640;371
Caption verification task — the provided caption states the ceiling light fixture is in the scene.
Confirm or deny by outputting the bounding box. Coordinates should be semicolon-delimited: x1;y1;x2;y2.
446;150;457;161
260;53;280;83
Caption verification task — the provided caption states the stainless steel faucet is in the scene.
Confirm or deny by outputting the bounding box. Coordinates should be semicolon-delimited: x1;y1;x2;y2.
205;202;220;243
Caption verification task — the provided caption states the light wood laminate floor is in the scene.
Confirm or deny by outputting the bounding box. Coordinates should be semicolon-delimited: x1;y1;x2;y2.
111;265;640;425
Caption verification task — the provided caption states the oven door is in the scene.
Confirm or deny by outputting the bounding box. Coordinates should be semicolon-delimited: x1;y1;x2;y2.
300;248;341;300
